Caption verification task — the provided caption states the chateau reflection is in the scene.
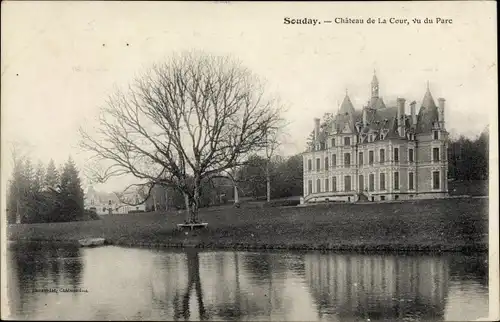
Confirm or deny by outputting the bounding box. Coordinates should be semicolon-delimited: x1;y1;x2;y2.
303;253;450;320
7;242;83;319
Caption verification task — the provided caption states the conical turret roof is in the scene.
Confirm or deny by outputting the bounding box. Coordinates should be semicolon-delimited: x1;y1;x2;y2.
416;86;439;133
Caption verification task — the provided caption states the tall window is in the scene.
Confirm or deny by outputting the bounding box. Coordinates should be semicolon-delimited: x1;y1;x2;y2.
409;172;414;190
325;157;329;170
359;152;364;166
332;154;337;168
369;151;374;165
308;159;312;171
380;149;385;164
316;179;321;193
433;147;440;162
332;177;337;192
369;174;375;191
316;158;321;171
359;175;364;191
308;180;312;195
325;178;329;192
394;171;400;190
344;175;351;191
409;149;414;163
433;131;439;140
380;173;386;190
433;171;440;190
331;138;336;147
344;153;351;168
394;148;399;162
344;137;351;146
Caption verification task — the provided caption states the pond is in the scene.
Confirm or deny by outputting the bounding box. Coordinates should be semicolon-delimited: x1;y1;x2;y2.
5;243;488;321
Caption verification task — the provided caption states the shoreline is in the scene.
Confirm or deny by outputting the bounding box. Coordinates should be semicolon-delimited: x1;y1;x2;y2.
8;237;488;254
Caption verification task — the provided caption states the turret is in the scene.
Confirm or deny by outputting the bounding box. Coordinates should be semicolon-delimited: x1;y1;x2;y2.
397;98;406;137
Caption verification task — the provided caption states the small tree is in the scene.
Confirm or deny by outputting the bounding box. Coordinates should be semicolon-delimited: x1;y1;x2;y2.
80;51;283;223
45;159;59;190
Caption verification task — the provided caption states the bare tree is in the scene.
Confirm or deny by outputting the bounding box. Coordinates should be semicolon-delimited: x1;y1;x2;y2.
79;51;283;223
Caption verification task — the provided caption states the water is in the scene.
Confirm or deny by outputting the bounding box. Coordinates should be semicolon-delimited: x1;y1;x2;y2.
6;243;488;321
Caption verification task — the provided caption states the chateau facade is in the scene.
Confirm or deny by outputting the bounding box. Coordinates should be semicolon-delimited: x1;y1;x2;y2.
303;73;449;203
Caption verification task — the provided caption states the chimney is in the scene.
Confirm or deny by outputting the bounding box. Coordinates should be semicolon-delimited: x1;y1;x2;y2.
410;101;417;127
362;108;368;126
397;98;406;137
314;118;320;143
438;98;445;128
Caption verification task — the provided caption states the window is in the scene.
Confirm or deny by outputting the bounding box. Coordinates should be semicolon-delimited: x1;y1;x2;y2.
344;153;351;168
394;148;399;162
433;147;440;162
409;172;414;190
380;149;385;164
325;178;329;192
308;180;313;195
307;159;312;171
369;151;374;165
331;138;336;147
380;173;386;190
344;175;351;191
359;175;364;191
409;149;414;163
369;135;373;142
381;196;385;201
394;171;400;190
344;137;351;146
316;158;321;171
433;171;440;190
325;157;329;170
332;177;337;192
369;174;375;191
359;152;364;166
320;142;326;150
433;131;439;140
332;154;337;168
316;179;321;193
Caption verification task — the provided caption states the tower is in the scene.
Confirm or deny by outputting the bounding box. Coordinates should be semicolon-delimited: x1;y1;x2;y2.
371;70;379;98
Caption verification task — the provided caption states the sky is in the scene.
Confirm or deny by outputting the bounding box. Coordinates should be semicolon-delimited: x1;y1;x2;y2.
1;1;497;192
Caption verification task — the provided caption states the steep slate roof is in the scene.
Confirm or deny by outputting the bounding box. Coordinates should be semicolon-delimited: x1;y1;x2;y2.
416;88;439;133
309;77;441;148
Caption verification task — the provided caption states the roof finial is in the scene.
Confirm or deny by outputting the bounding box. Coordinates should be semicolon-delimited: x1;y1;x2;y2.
426;80;430;91
345;88;348;96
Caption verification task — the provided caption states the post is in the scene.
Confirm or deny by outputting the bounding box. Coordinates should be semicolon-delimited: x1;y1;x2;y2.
165;188;168;211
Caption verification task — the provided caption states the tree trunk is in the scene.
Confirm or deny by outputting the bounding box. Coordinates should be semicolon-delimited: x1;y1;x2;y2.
190;178;201;223
184;193;190;223
234;184;239;204
266;161;271;202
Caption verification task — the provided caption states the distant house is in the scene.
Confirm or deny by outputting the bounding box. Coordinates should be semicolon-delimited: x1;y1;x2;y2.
303;72;449;203
84;186;146;215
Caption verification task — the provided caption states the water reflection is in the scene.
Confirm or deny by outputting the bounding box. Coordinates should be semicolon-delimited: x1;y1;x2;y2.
6;244;488;321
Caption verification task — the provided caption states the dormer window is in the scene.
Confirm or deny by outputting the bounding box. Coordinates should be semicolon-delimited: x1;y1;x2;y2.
331;138;336;147
344;137;351;146
433;131;439;140
369;135;373;142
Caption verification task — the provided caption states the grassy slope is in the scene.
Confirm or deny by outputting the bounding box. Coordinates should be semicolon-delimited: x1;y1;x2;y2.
7;198;488;252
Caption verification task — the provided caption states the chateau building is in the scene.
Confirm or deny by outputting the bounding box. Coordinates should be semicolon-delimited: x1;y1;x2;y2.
303;73;449;203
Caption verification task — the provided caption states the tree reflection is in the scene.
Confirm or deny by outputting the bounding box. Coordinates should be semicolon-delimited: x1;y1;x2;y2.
172;249;208;321
7;242;84;319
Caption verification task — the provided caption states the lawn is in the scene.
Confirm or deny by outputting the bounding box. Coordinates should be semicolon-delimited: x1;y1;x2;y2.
7;197;489;252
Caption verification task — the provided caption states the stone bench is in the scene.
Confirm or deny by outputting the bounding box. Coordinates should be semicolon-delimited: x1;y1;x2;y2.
177;223;208;231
